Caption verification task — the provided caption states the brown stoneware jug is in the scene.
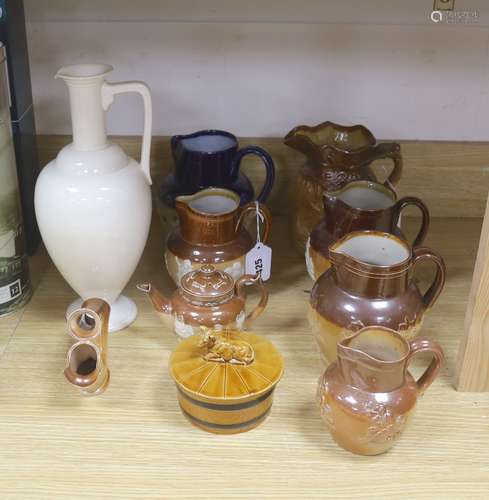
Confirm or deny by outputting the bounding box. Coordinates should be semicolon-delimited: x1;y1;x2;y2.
165;187;271;284
309;231;446;365
284;121;402;253
317;326;444;455
137;264;268;339
306;180;430;280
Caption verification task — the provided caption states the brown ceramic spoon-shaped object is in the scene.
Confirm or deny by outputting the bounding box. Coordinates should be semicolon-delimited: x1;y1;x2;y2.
64;298;111;396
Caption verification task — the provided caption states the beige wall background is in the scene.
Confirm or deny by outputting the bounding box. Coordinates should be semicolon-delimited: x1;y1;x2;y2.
24;0;489;140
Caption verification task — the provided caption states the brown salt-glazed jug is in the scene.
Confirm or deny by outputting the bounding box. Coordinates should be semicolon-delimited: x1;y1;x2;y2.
284;121;402;253
306;180;430;280
137;264;268;339
309;231;446;366
317;326;444;455
165;187;271;284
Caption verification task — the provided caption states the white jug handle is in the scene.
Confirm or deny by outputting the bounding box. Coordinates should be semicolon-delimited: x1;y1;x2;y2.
101;81;152;185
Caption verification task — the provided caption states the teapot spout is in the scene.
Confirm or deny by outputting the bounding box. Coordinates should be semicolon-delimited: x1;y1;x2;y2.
64;298;110;396
137;283;173;318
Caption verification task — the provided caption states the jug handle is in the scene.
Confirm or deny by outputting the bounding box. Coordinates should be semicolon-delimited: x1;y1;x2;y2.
229;146;276;202
102;81;152;185
412;247;446;310
235;274;269;328
235;202;271;244
394;196;430;246
372;142;403;187
406;337;445;395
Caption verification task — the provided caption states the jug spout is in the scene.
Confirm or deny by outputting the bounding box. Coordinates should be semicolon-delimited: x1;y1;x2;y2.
174;195;193;233
328;231;411;297
323;190;354;234
137;283;173;317
64;298;110;396
174;188;241;245
338;327;409;393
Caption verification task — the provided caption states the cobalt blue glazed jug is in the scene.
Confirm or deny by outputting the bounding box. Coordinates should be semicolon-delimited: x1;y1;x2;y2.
158;130;275;235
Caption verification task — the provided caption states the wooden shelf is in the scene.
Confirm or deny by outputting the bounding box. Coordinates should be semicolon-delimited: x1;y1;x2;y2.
0;215;487;498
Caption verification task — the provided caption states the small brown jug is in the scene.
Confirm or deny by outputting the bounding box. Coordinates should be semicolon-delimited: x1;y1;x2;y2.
317;326;444;455
138;265;268;339
284;121;402;253
165;187;271;284
306;180;430;280
309;231;446;365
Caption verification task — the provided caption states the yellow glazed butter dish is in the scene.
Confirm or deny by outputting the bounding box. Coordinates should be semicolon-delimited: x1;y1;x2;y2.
169;328;284;434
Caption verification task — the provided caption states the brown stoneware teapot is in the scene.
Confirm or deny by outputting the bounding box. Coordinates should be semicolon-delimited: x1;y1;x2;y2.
284;121;402;253
317;326;444;455
306;180;430;280
138;265;268;339
309;231;446;365
165;187;271;284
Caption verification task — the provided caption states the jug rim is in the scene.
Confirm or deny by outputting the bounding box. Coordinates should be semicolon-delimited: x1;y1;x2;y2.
339;326;410;365
284;121;376;154
175;187;240;216
56;63;113;80
172;129;238;155
329;231;412;276
324;180;397;213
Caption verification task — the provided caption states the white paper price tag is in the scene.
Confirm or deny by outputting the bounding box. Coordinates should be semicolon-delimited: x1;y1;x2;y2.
245;243;272;281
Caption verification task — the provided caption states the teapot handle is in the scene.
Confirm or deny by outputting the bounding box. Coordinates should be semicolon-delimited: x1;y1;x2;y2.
235;274;269;328
102;81;152;185
394;196;430;247
412;247;446;310
407;337;445;395
372;142;403;187
235;202;271;244
229;146;276;202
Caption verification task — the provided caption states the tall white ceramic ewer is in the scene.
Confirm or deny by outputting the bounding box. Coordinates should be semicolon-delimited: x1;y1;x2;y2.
34;64;153;331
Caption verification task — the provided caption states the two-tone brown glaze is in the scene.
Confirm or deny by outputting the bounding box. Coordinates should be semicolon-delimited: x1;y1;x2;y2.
306;180;430;280
64;298;111;396
138;264;268;339
317;326;444;455
165;187;271;284
284;121;402;253
309;231;446;365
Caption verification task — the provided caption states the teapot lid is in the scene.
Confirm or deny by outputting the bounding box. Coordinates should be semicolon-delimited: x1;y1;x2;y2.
180;265;235;304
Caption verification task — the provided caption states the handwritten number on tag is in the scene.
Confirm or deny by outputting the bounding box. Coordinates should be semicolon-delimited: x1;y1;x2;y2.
245;243;272;281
